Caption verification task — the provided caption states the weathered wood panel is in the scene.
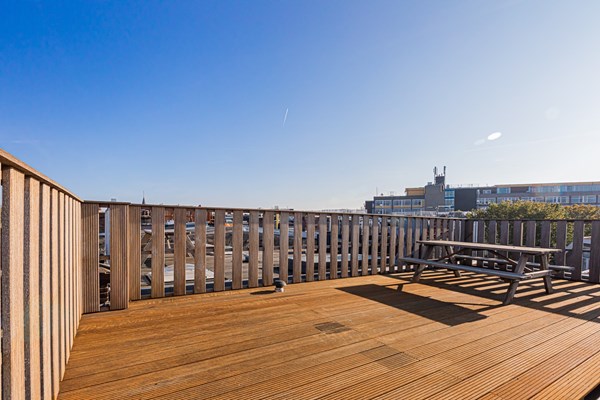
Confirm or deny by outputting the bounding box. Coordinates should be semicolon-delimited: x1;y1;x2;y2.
194;209;207;294
554;220;567;268
279;212;289;283
262;211;275;286
50;189;60;397
213;210;226;292
525;220;536;248
293;212;303;284
1;167;26;399
569;221;584;281
173;208;187;296
232;210;243;290
405;218;413;258
589;221;600;283
249;211;259;288
413;218;421;258
340;215;349;278
361;217;369;276
318;215;327;280
58;192;65;379
24;177;41;400
305;213;315;282
351;216;360;276
371;218;379;275
330;215;339;279
40;184;52;400
397;218;405;270
389;217;397;272
128;206;141;301
109;204;129;310
380;217;388;274
151;207;165;298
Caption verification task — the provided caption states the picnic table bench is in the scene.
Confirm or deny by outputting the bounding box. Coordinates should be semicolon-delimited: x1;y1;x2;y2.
399;240;567;305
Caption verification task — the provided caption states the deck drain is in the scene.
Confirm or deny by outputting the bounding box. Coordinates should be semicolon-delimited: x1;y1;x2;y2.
314;322;351;334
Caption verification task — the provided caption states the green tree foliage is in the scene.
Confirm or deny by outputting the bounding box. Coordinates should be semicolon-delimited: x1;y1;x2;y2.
468;201;600;220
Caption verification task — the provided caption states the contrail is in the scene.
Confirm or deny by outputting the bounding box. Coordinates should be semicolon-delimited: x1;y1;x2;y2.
283;108;289;127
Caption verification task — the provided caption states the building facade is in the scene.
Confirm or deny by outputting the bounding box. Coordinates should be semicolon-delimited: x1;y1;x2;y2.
366;170;600;215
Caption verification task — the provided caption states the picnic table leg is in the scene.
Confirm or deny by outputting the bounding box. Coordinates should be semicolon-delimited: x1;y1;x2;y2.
503;255;528;305
540;255;554;294
445;245;461;277
411;246;434;283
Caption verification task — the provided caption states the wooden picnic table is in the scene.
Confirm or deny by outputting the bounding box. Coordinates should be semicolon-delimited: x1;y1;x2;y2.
400;239;564;305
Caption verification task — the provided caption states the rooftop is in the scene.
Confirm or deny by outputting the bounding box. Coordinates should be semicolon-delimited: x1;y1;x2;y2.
58;272;600;399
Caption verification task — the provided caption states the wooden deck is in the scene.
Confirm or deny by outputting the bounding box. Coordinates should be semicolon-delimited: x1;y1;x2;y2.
58;272;600;400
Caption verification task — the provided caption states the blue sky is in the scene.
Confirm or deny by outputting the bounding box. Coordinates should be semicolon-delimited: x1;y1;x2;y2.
2;1;600;209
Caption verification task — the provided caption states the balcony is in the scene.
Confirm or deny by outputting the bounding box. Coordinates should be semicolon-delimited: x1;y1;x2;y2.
1;148;600;399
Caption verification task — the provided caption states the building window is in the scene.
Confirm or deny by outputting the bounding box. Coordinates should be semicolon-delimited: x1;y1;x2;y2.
445;199;455;206
445;190;455;198
545;196;569;203
497;187;511;194
481;189;492;194
584;195;597;204
571;196;582;204
477;198;495;205
393;199;412;206
412;199;424;207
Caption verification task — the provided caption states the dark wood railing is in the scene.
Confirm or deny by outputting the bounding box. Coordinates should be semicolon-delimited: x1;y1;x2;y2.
1;148;81;399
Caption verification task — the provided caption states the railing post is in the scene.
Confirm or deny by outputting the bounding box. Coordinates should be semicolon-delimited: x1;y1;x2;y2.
1;166;26;399
81;203;100;313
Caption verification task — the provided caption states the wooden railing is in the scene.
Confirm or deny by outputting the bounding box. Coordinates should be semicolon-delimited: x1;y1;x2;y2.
466;219;600;283
80;203;466;304
1;149;82;399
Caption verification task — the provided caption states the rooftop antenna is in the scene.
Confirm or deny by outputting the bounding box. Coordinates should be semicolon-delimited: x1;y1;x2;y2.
142;191;146;205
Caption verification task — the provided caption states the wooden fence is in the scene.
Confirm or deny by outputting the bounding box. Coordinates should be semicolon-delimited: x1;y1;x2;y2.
80;203;466;304
466;219;600;283
1;149;82;400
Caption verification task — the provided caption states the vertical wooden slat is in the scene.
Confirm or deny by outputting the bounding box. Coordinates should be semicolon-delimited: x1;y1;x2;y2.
351;216;360;276
151;206;165;298
318;214;327;280
50;189;59;398
1;167;26;400
110;204;129;309
40;184;52;400
361;217;369;275
81;204;99;313
413;218;421;258
589;220;600;283
500;221;509;245
340;214;349;278
397;218;406;270
128;206;141;301
305;213;315;282
405;218;413;258
388;217;397;270
510;220;523;265
330;215;339;279
65;196;75;362
526;220;536;247
555;220;567;266
442;219;448;240
540;221;551;248
262;211;274;286
380;217;388;274
213;210;226;291
173;208;187;296
23;177;41;400
249;211;259;288
293;212;303;283
371;217;379;275
279;212;289;283
58;192;65;379
570;221;584;281
194;209;207;294
231;210;243;290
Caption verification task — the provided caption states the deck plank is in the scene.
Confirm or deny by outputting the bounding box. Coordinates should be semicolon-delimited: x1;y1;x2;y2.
58;274;600;400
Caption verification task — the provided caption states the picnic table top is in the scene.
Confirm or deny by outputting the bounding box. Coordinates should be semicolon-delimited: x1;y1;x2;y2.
417;240;560;254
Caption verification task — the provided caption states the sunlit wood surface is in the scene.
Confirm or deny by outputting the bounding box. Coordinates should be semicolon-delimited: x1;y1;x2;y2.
59;272;600;399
